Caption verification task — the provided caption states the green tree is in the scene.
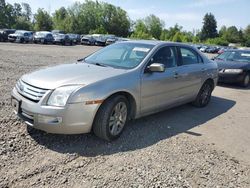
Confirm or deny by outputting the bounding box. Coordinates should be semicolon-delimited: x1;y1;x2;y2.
34;8;53;31
131;20;152;39
167;24;182;40
200;13;218;41
219;25;227;37
53;7;69;32
224;26;239;43
172;32;182;42
144;14;164;39
244;25;250;47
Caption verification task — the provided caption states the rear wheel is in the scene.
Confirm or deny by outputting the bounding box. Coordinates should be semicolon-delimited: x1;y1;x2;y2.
93;95;129;141
240;73;250;87
192;81;213;108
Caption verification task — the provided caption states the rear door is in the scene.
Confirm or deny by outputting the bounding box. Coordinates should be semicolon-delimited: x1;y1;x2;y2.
176;46;205;99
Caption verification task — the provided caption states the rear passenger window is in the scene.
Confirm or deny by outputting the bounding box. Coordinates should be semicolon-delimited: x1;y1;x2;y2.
180;47;199;65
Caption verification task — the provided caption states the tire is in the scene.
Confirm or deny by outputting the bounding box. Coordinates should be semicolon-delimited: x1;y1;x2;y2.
192;81;213;108
240;73;250;88
20;38;24;43
93;95;129;141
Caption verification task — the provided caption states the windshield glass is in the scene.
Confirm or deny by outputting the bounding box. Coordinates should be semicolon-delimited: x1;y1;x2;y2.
36;32;46;37
216;51;250;63
15;31;25;35
85;42;154;69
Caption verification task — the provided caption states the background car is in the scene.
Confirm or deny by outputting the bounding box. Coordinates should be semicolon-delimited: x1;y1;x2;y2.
8;30;33;43
200;46;208;53
94;34;107;46
81;35;96;45
53;34;73;45
33;31;54;44
68;33;81;44
105;35;118;45
214;50;250;87
0;29;16;42
52;30;65;35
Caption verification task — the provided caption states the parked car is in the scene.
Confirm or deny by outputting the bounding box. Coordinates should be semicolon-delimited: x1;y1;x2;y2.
8;30;33;43
52;30;65;35
94;35;107;46
105;36;118;45
0;29;16;42
81;35;96;45
11;41;218;141
68;34;81;44
200;46;208;53
213;49;250;87
206;46;220;53
53;34;73;45
33;31;54;44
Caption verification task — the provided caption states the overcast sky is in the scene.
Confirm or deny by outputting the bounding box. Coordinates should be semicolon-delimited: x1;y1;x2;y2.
6;0;250;31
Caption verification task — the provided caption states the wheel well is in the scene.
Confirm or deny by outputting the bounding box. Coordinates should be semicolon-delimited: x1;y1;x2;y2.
104;91;137;120
204;78;215;89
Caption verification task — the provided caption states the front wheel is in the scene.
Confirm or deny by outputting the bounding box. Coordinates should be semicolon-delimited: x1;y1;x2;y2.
240;73;250;88
93;95;129;141
192;81;213;108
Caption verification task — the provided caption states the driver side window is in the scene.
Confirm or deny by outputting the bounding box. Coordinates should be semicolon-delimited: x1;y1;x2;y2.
150;46;177;68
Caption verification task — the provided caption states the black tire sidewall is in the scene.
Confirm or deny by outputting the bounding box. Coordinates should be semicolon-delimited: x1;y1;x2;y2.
93;95;129;141
242;74;250;87
193;82;213;108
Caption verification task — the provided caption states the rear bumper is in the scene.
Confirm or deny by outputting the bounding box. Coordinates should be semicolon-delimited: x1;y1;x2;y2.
11;87;100;134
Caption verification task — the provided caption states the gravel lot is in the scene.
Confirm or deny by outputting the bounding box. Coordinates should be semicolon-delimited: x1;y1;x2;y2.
0;43;250;187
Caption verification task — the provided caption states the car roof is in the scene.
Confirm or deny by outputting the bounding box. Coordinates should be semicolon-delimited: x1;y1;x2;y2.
120;40;196;48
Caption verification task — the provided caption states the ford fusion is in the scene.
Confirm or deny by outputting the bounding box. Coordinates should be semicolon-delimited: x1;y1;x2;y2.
11;41;218;141
214;50;250;87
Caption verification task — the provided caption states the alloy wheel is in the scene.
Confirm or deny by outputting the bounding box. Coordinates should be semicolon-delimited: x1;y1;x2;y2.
109;102;127;136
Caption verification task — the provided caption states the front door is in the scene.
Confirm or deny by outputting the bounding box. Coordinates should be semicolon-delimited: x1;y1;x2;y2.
140;46;183;115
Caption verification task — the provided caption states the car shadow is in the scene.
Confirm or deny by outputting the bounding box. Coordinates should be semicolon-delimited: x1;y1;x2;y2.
28;96;236;157
217;83;250;90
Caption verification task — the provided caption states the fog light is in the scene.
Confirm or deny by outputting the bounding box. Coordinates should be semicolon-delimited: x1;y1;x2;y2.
37;115;62;124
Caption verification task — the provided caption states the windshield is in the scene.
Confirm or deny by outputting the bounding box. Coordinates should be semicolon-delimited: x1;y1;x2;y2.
216;51;250;63
15;31;25;35
84;42;154;69
36;32;47;37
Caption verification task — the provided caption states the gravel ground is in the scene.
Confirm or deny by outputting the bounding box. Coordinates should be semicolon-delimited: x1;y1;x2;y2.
0;43;250;187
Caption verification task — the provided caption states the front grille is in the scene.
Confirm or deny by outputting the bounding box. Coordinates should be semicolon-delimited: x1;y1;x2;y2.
16;80;49;102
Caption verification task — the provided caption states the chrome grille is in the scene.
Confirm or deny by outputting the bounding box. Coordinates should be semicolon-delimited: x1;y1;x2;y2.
16;80;49;102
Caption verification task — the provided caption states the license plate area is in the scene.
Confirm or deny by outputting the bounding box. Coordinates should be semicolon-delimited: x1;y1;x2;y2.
11;97;21;114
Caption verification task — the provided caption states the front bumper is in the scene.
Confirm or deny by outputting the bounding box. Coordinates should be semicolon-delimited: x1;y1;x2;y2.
11;87;100;134
218;72;245;83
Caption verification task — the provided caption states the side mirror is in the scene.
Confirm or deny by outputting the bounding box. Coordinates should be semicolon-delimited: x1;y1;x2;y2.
148;63;165;73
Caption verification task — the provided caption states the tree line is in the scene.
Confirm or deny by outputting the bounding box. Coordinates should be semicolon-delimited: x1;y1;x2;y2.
1;0;250;46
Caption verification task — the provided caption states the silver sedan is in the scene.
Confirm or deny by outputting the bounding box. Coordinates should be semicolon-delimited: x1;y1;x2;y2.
11;41;218;141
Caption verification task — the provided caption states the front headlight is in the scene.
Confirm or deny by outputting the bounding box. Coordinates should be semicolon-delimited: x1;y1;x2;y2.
47;86;80;107
224;69;243;73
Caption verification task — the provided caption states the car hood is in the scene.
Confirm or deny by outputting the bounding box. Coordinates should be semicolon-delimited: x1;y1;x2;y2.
9;33;23;37
21;62;127;89
215;60;250;70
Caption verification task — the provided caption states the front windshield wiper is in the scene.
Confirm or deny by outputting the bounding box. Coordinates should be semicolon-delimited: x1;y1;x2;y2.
94;62;108;67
